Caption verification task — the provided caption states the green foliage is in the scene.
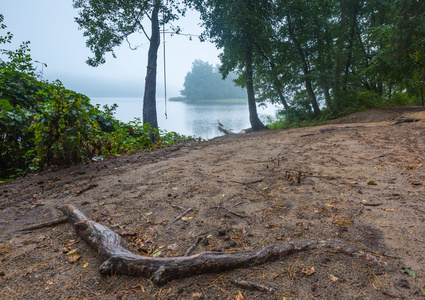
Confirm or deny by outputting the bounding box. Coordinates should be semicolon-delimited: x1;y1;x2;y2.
387;92;418;107
267;92;318;130
29;82;101;167
180;60;245;101
0;100;34;178
190;0;425;124
0;15;196;179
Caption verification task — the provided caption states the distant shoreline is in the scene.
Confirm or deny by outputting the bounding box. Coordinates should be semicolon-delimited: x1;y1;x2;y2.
168;97;246;104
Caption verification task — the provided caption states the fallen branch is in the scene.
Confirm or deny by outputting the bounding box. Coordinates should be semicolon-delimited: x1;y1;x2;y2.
217;121;233;135
58;204;385;285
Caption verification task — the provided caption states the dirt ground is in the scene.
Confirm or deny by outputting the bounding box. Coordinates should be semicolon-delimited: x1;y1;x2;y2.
1;106;425;299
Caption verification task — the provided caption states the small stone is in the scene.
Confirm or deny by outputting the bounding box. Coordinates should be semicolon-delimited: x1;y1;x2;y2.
229;241;237;248
192;292;203;299
217;229;227;236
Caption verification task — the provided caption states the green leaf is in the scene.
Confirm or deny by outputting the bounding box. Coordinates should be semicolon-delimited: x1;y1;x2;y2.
0;99;13;111
401;269;416;277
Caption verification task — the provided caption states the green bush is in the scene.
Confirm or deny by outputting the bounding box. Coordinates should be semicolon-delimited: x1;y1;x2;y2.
29;81;102;167
384;92;417;106
0;99;34;178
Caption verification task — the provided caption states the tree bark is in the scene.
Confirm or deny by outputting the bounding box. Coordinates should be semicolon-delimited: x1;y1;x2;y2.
58;204;383;286
143;0;161;142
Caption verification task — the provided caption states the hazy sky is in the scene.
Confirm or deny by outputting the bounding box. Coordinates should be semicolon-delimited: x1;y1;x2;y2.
1;0;221;97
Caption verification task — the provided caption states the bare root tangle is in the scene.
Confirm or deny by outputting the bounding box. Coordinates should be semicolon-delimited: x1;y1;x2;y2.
58;204;385;285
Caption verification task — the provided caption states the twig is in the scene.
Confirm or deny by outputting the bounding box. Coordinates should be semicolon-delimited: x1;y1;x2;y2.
212;206;246;218
230;178;265;185
232;279;278;293
170;204;187;211
196;170;207;178
230;152;283;185
18;217;69;232
362;203;383;207
76;184;98;196
166;208;193;230
355;204;365;217
300;133;316;137
184;236;203;256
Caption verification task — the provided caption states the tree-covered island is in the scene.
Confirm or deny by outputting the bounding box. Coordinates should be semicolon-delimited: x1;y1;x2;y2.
174;60;246;102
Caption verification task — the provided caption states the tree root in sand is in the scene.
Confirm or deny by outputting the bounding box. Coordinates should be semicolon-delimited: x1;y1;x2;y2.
56;204;384;285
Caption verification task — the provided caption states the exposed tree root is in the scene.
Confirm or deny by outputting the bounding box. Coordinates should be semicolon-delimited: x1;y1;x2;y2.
18;217;69;232
58;204;385;285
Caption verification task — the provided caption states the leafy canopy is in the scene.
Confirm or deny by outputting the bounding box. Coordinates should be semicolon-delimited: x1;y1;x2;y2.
73;0;183;66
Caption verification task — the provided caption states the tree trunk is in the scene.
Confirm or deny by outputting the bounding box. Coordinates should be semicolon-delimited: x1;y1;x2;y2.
287;17;321;117
315;24;334;112
275;85;290;110
333;0;347;110
343;0;360;93
143;0;161;142
245;43;268;131
253;41;290;110
305;76;321;117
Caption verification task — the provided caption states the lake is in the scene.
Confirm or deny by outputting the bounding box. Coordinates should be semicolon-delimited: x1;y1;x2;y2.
91;97;281;139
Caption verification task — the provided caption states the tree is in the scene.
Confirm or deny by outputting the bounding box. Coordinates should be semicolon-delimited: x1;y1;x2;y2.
180;60;245;101
72;0;183;141
188;0;268;131
181;60;215;100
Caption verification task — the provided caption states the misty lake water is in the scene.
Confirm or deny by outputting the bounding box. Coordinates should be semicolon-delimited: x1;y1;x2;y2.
92;97;281;139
